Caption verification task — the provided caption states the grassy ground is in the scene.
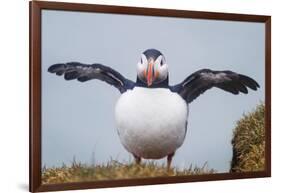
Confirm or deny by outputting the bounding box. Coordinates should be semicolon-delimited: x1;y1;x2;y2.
230;103;265;172
42;160;215;184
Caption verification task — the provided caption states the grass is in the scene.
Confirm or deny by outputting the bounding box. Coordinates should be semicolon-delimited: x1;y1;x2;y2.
42;160;215;184
230;103;265;172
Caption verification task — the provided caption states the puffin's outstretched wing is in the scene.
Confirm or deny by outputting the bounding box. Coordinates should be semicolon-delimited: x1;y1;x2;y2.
48;62;135;93
171;69;260;104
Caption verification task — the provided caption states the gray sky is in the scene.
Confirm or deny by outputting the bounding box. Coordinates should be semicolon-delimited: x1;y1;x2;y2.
42;10;265;172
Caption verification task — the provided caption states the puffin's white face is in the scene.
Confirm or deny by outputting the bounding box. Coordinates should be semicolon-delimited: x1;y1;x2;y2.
137;54;168;86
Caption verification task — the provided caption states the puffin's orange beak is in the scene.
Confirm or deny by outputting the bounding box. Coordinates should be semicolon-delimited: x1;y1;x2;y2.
146;61;154;86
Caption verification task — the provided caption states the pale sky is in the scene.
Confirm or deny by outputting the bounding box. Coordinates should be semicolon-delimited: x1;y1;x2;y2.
41;10;265;172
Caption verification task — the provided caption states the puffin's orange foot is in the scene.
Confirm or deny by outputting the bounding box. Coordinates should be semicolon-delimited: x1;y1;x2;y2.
167;152;175;171
133;154;141;165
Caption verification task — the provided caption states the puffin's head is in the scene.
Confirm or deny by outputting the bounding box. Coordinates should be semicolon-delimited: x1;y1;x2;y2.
137;49;168;87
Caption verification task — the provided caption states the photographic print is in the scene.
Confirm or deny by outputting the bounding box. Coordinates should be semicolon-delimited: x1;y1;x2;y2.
30;1;271;192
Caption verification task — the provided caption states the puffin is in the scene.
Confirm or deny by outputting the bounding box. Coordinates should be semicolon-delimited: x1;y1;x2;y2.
48;48;259;169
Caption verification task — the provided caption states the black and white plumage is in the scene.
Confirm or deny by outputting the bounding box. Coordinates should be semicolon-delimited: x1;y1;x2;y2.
48;48;259;169
48;62;134;93
171;69;260;103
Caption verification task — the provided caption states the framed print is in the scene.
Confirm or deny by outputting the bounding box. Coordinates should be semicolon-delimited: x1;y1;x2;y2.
30;1;271;192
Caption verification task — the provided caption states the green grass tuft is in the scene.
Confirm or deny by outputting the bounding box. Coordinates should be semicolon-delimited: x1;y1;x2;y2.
42;160;215;184
230;103;265;172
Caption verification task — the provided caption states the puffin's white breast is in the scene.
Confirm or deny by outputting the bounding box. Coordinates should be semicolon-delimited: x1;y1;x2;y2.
115;87;188;159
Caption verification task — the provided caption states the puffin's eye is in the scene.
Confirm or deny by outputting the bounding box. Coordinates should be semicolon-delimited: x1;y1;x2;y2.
140;58;143;64
160;59;164;66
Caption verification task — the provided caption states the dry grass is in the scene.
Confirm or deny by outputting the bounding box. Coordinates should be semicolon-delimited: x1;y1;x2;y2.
42;160;215;184
230;103;265;172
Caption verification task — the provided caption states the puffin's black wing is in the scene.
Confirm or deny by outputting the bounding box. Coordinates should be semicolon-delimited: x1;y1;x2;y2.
171;69;259;104
48;62;135;93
